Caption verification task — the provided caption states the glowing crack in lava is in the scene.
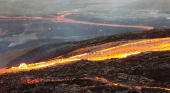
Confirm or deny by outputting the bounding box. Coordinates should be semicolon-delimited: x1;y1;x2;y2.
1;76;170;93
0;37;170;75
0;13;154;30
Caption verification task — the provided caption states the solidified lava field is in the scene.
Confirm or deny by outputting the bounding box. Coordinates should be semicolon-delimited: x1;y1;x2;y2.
0;13;153;54
1;29;170;93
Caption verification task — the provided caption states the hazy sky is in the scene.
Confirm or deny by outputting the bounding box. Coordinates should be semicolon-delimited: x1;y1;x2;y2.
0;0;139;15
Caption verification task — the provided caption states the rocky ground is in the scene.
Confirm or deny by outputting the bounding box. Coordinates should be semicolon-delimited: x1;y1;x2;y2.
0;29;170;93
1;51;170;93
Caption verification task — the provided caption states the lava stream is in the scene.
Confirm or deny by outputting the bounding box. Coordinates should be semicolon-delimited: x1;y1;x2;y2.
71;37;170;61
49;13;154;30
0;37;170;75
0;13;154;30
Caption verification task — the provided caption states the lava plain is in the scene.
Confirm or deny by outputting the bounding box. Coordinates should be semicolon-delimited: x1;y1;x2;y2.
0;12;155;55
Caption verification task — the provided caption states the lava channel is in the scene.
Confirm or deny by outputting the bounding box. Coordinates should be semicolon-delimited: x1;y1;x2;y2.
49;13;154;30
0;13;154;30
0;37;170;75
71;37;170;61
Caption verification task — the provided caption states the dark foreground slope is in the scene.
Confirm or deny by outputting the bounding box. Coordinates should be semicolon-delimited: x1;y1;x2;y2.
1;51;170;93
1;29;170;93
6;29;170;67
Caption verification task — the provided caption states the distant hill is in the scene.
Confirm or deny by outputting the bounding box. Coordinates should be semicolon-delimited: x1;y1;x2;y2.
126;0;170;10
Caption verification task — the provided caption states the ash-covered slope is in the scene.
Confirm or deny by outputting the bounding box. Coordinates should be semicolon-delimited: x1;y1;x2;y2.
5;29;170;67
126;0;170;10
1;51;170;93
1;29;170;93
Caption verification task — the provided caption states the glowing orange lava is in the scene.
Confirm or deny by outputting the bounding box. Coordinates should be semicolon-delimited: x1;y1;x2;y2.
70;37;170;61
19;63;28;69
0;37;170;75
94;77;170;91
0;13;169;93
0;13;154;30
50;13;154;30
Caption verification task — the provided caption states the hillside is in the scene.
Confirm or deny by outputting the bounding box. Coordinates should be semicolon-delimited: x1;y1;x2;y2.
1;29;170;93
0;47;36;68
2;28;170;68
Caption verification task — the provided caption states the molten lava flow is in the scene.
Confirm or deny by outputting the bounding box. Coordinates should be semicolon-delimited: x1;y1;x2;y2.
0;13;154;30
50;13;154;30
19;63;28;69
0;59;80;75
0;37;170;75
70;37;170;61
1;37;170;92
